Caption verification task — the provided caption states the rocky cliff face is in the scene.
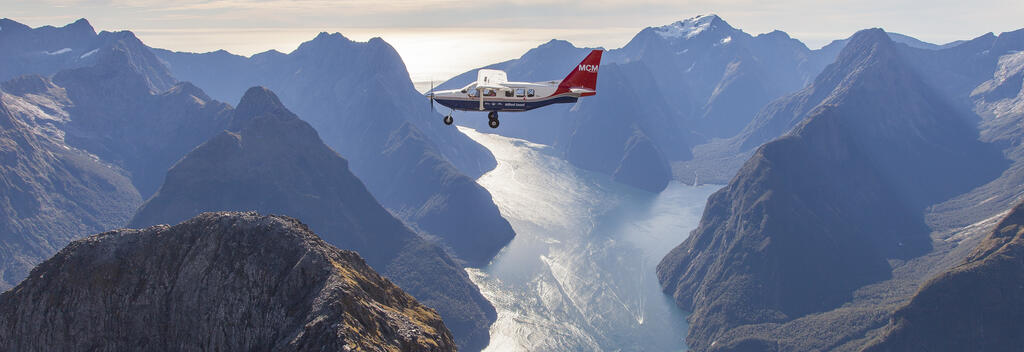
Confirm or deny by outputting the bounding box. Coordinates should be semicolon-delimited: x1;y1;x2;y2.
131;87;495;351
863;202;1024;352
0;79;141;290
0;212;456;351
0;18;230;198
924;46;1024;230
52;48;232;198
559;63;692;192
656;29;1006;351
155;32;514;269
0;37;233;289
0;21;240;291
612;130;672;193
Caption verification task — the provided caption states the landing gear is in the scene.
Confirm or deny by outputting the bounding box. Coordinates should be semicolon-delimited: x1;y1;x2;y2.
443;115;453;125
487;111;499;129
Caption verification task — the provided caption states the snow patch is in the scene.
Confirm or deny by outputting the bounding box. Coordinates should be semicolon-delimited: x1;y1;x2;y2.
654;14;717;40
46;48;72;55
80;49;98;59
721;36;732;45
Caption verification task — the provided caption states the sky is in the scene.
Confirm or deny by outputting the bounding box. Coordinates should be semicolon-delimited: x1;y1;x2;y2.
5;0;1023;86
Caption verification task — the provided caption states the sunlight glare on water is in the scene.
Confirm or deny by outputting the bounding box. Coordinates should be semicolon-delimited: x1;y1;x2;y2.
459;127;721;352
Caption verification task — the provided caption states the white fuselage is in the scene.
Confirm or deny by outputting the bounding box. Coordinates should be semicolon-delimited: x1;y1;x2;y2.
429;68;594;113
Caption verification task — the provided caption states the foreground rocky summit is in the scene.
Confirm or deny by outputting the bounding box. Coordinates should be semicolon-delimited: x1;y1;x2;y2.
0;212;456;351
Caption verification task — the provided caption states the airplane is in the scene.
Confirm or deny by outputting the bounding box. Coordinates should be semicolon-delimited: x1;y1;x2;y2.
427;49;603;128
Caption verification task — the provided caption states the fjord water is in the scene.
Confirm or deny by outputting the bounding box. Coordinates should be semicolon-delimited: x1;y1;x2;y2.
460;127;720;351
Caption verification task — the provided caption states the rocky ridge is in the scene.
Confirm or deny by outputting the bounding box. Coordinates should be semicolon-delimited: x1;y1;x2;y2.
0;212;456;351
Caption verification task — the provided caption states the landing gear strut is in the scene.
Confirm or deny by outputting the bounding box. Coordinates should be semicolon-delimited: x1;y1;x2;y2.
487;111;500;129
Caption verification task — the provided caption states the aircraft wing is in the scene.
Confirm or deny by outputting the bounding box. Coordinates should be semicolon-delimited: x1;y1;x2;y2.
477;69;508;86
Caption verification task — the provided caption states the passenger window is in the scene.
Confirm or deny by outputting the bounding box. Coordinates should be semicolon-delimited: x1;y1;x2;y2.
468;89;479;97
484;89;497;97
527;89;535;97
505;90;513;97
516;88;525;97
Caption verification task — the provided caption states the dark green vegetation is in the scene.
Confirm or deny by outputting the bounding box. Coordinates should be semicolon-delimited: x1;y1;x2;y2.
0;85;140;290
863;202;1024;351
0;212;456;351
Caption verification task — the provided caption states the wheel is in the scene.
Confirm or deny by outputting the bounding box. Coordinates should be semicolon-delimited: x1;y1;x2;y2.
488;111;498;120
488;118;500;129
443;115;453;125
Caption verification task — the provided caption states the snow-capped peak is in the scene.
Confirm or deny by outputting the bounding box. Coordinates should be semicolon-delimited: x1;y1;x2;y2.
654;14;721;40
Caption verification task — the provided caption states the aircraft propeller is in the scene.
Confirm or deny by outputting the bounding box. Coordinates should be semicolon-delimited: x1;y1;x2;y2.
428;80;435;112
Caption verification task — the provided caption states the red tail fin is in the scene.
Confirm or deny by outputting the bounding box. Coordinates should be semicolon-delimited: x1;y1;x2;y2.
558;50;602;95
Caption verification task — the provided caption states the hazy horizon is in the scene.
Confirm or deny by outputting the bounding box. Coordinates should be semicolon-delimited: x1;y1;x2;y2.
5;0;1022;85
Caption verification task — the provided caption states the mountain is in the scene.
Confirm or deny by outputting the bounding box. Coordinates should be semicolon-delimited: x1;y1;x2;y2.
153;33;494;177
438;40;697;192
558;62;692;192
0;18;174;92
863;202;1024;351
445;15;825;142
656;29;1007;351
154;33;513;267
129;87;495;351
924;45;1024;230
0;33;233;290
678;31;939;183
0;18;229;198
609;14;822;139
0;83;140;290
439;15;844;191
0;212;456;351
0;25;236;290
681;28;1024;185
817;32;948;53
50;49;232;198
611;129;673;193
900;28;1024;113
433;40;691;192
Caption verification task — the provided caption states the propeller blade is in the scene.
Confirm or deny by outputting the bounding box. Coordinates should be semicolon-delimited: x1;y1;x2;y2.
430;80;435;112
